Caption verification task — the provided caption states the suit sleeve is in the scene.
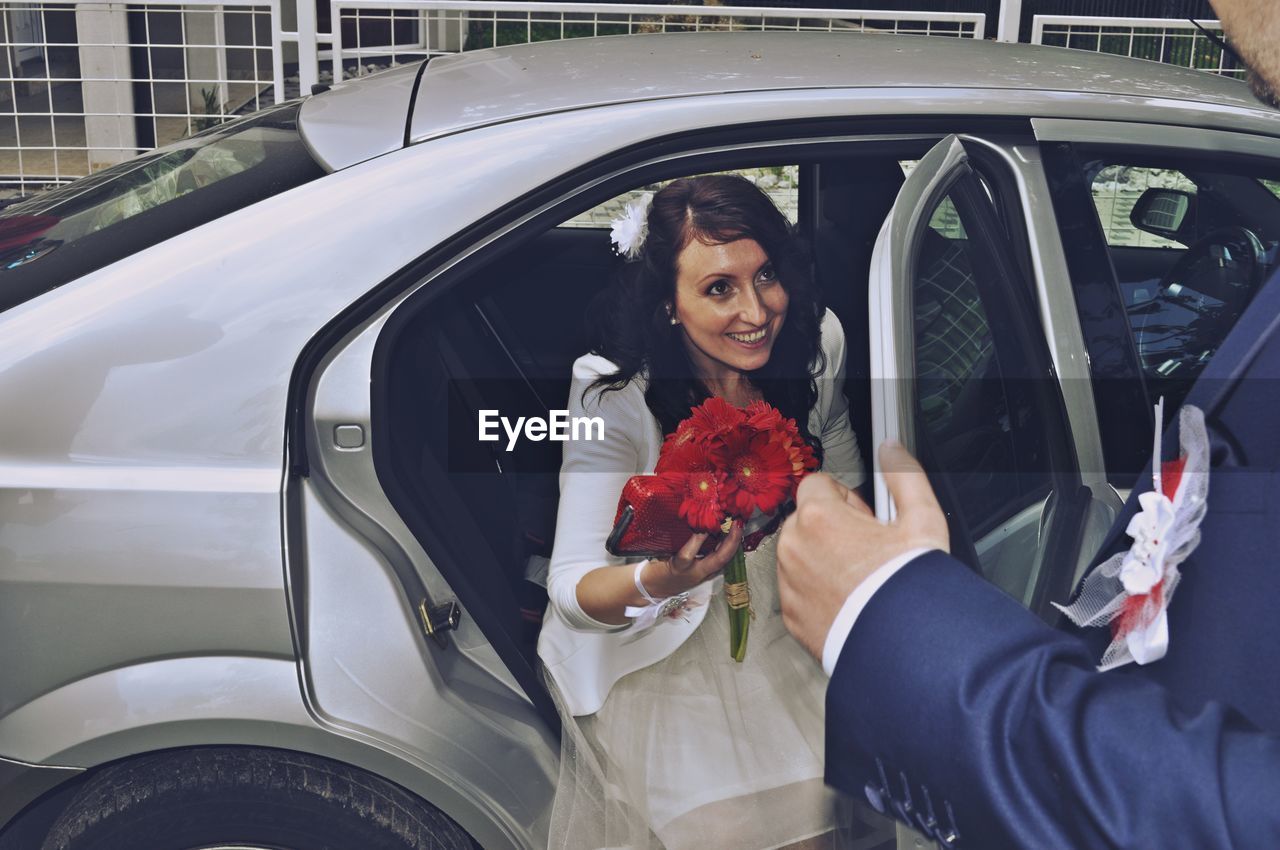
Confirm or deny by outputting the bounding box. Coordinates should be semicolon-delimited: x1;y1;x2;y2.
826;551;1280;849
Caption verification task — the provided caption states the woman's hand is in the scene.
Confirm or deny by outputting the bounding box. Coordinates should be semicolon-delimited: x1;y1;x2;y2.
643;521;745;598
574;522;745;626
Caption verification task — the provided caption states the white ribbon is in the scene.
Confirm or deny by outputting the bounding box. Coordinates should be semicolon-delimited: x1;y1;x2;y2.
1053;402;1209;670
625;592;693;630
624;559;706;631
1127;606;1169;666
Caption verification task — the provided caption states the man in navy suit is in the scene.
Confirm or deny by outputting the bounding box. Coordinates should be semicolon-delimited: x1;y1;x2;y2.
777;1;1280;846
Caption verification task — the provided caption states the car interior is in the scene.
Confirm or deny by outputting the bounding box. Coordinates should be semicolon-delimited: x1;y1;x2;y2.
374;138;1280;709
1093;160;1280;409
1061;149;1280;483
375;137;1089;688
379;151;921;669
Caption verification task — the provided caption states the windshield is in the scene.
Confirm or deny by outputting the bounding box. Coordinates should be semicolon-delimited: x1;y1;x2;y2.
0;100;325;312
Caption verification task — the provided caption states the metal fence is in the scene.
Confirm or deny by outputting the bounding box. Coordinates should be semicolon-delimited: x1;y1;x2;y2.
0;0;1256;195
1030;15;1243;78
0;0;284;194
325;2;985;86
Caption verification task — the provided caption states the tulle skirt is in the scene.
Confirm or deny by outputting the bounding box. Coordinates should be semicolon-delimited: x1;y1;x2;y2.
546;534;894;850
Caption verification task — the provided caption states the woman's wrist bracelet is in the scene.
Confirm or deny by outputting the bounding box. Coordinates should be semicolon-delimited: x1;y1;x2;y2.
633;559;661;604
625;559;691;630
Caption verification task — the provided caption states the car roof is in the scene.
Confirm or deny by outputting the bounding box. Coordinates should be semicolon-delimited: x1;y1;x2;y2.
300;31;1262;170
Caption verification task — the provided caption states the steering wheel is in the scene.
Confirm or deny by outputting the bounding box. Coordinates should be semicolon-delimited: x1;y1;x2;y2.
1130;226;1267;394
1156;225;1266;306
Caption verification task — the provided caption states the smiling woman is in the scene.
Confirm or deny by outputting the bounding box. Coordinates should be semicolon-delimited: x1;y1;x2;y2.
583;174;825;438
673;236;791;395
538;174;866;850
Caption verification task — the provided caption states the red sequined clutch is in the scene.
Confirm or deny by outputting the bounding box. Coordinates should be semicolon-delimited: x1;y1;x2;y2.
606;475;781;558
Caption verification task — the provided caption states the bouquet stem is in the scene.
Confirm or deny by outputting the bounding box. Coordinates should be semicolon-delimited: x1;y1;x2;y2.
724;546;751;662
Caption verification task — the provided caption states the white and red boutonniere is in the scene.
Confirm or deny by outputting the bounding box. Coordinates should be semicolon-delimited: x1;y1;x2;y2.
1054;399;1209;671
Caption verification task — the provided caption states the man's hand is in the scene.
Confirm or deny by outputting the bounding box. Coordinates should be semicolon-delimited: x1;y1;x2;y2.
777;441;950;660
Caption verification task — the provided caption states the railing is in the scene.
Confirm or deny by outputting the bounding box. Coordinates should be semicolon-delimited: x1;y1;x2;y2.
1030;15;1244;78
325;3;986;86
0;0;285;193
0;3;1255;195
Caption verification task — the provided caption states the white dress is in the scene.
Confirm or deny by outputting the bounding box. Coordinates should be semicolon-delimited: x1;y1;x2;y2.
550;533;863;850
542;310;870;850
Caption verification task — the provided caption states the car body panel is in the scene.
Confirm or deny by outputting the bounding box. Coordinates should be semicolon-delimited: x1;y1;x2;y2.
408;32;1271;144
0;657;312;765
296;474;556;848
0;97;635;848
299;320;558;847
299;61;423;171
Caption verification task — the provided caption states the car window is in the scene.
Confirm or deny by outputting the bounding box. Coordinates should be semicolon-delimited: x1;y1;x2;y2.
561;166;801;228
1047;147;1280;482
912;187;1055;601
0;100;325;313
916;196;985;436
1089;158;1280;411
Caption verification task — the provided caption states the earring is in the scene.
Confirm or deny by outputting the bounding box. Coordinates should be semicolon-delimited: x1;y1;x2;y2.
670;315;679;326
667;304;679;325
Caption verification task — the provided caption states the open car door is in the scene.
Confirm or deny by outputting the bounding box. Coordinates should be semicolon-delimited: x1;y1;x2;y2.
868;135;1093;617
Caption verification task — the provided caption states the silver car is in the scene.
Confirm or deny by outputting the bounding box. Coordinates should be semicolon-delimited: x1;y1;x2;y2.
2;31;1279;850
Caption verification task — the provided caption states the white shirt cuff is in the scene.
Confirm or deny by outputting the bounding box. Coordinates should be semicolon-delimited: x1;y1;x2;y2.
821;547;932;676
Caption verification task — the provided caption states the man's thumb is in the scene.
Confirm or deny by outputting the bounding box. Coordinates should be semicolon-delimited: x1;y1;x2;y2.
879;441;943;520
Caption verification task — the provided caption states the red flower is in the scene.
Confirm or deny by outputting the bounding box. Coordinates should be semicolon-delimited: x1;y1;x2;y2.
646;397;816;663
715;429;796;517
744;400;782;431
653;397;814;535
655;420;714;475
687;397;746;446
771;417;820;476
673;469;731;532
747;402;818;476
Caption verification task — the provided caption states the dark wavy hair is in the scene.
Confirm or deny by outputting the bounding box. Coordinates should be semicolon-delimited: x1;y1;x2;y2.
585;173;827;458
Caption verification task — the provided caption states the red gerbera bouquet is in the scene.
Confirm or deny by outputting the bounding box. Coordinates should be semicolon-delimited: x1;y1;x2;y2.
609;397;818;661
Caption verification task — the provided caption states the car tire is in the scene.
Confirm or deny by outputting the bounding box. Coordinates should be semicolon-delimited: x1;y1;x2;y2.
40;747;476;850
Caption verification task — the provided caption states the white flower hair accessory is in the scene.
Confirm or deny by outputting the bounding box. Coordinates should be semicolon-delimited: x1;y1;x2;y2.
609;193;653;261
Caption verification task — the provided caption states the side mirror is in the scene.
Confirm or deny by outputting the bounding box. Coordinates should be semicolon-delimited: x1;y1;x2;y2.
1130;188;1195;241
